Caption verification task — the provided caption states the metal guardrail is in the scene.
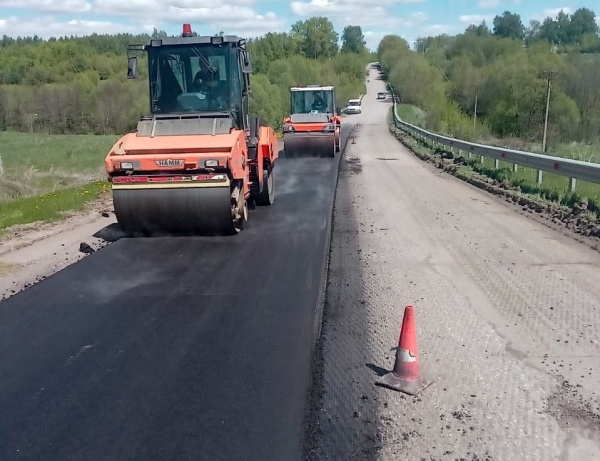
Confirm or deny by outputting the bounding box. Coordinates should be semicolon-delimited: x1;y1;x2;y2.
390;95;600;191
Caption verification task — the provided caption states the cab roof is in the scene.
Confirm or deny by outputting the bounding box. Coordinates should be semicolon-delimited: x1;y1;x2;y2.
290;86;335;92
143;35;245;48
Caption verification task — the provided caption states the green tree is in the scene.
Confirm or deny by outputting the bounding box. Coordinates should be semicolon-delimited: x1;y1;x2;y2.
248;32;299;74
290;17;339;59
492;11;525;40
466;21;491;37
556;10;571;45
0;19;371;135
341;25;366;54
568;8;598;43
538;17;560;45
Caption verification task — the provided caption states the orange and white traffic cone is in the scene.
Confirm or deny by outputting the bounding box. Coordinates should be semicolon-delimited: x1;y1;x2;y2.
375;305;432;395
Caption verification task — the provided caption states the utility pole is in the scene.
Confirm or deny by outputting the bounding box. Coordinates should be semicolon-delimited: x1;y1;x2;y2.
474;90;478;129
541;70;557;153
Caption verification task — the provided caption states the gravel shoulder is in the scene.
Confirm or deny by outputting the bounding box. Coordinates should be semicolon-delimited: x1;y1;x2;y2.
0;192;120;302
312;71;600;460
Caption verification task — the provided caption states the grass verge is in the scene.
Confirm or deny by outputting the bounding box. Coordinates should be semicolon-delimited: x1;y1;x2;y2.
0;131;118;202
0;131;117;231
394;104;427;127
0;180;110;231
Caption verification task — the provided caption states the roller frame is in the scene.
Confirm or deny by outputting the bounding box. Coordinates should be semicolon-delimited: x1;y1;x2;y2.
283;132;336;159
111;177;248;236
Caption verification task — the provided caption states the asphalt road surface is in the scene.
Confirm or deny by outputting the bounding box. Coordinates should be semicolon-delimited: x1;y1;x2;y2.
310;69;600;460
0;130;350;461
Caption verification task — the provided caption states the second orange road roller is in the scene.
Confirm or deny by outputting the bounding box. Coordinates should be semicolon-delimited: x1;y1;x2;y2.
282;85;341;158
104;24;278;236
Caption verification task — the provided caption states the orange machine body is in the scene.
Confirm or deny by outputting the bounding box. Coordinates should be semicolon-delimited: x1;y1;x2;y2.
105;126;278;199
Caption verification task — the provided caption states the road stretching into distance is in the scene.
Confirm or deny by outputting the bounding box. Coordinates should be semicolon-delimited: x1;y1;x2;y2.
1;68;600;461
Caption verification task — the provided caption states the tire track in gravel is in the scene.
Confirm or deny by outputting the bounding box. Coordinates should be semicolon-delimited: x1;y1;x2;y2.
380;130;600;458
356;144;567;461
395;158;600;449
312;136;565;460
408;193;600;363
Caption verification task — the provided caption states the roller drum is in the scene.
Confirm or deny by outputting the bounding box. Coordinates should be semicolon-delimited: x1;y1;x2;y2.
113;186;239;236
283;133;335;158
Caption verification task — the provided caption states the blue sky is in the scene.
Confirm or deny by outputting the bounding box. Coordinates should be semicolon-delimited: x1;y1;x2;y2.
0;1;598;50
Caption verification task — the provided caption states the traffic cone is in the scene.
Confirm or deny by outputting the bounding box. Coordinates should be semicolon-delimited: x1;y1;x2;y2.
375;305;432;395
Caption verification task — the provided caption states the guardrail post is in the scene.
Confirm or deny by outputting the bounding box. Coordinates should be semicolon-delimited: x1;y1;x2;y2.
480;155;485;164
537;169;543;184
513;164;518;172
494;159;499;169
569;177;576;192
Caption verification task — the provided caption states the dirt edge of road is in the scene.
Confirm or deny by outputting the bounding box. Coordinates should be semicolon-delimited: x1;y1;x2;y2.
389;125;600;254
0;191;121;302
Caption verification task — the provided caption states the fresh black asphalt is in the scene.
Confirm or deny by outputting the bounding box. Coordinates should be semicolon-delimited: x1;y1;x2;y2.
0;128;350;461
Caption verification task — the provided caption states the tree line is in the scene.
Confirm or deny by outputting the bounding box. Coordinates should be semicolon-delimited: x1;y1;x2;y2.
381;7;600;151
0;18;370;135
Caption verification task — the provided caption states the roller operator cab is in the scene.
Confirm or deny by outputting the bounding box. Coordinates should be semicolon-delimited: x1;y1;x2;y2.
282;85;341;158
104;24;279;236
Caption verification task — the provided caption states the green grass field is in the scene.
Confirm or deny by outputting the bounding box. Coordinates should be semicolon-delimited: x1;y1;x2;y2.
395;104;427;127
0;131;118;229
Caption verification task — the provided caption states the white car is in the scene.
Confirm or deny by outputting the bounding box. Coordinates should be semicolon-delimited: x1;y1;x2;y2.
345;99;362;114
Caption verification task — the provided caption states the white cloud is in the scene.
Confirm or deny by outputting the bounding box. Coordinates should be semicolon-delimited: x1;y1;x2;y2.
423;24;456;35
411;11;428;22
290;0;426;21
290;0;424;13
0;0;286;39
531;7;571;22
363;30;388;50
290;0;428;31
459;14;493;24
0;0;91;13
542;7;571;18
0;15;154;37
94;0;258;15
92;0;286;37
477;0;500;8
